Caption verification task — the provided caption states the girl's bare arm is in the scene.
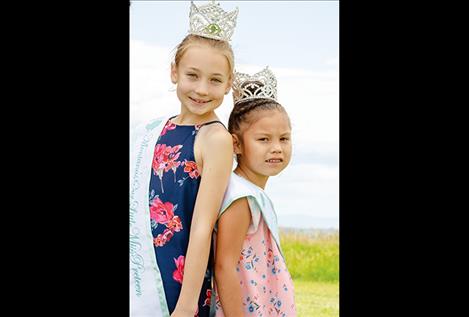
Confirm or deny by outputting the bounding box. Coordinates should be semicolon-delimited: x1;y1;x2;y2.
172;128;233;316
215;197;251;317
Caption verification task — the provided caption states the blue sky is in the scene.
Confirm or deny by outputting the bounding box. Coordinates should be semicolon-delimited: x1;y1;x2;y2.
130;1;339;71
130;1;339;229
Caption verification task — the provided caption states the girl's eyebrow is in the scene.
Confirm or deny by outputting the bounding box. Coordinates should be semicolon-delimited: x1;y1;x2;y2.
253;131;291;136
186;67;225;77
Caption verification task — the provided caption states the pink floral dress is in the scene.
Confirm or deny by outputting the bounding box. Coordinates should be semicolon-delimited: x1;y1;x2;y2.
213;173;296;316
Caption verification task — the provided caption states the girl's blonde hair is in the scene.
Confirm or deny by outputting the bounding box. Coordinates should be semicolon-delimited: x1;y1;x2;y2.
173;34;235;79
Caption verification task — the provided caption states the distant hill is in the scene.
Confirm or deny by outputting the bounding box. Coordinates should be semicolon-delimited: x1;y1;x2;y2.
277;214;338;230
279;226;339;239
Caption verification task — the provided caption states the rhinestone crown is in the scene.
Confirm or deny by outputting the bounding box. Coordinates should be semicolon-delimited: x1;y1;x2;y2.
233;67;278;105
189;1;239;42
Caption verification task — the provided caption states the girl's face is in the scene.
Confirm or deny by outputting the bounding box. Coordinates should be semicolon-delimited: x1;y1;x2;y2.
234;110;292;187
171;44;232;119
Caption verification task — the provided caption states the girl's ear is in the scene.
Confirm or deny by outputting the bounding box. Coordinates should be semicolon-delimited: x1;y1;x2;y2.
170;63;178;84
232;134;242;154
225;76;233;95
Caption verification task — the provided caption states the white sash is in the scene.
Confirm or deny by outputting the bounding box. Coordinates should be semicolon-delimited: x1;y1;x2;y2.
130;116;171;317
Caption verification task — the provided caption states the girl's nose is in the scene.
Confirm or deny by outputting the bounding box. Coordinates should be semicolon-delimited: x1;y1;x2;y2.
271;142;282;153
195;81;209;96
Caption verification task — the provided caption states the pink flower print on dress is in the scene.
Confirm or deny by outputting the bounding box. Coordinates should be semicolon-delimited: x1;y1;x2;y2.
153;234;164;247
152;144;167;192
149;197;175;225
183;160;200;179
203;289;212;307
160;121;176;136
173;255;185;284
267;248;275;265
164;145;183;182
153;228;175;247
152;144;183;192
149;197;183;247
152;143;166;172
163;228;174;240
167;215;183;232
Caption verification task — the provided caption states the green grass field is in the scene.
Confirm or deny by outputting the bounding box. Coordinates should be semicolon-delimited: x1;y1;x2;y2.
280;229;339;316
293;280;339;317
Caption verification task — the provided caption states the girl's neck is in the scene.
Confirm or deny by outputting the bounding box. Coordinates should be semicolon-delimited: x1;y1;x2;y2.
234;166;269;190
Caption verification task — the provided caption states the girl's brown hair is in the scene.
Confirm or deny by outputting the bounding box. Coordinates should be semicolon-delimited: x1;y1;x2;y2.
228;81;289;138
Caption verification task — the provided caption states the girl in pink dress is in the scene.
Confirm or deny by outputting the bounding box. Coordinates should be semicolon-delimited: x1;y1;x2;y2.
213;67;296;316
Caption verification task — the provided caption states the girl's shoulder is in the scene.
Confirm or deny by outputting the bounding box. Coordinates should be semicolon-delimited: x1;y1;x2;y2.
222;174;266;213
196;122;232;152
229;174;276;216
197;121;231;140
217;173;266;234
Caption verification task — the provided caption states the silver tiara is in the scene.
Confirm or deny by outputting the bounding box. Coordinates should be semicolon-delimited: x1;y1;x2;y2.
189;1;238;42
232;66;278;105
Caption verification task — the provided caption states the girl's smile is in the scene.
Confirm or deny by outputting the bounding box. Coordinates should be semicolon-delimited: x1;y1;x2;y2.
189;96;212;105
171;45;232;122
265;158;283;164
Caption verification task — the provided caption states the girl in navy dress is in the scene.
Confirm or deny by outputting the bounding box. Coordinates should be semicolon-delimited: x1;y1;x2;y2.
130;1;239;316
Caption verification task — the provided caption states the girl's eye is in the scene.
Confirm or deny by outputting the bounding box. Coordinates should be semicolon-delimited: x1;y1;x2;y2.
281;137;290;141
186;73;197;78
211;78;222;83
258;138;268;141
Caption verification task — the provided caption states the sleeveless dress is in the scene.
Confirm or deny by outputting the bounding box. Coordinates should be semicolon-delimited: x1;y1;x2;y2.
213;173;296;316
148;116;223;316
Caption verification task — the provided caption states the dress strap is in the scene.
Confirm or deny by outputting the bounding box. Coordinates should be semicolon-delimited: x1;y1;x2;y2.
198;120;227;130
169;116;226;130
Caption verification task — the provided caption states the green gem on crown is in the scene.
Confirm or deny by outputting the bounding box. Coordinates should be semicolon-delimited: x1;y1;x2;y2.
205;23;221;35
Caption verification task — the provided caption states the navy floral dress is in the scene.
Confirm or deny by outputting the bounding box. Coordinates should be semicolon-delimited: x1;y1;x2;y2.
149;116;223;316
